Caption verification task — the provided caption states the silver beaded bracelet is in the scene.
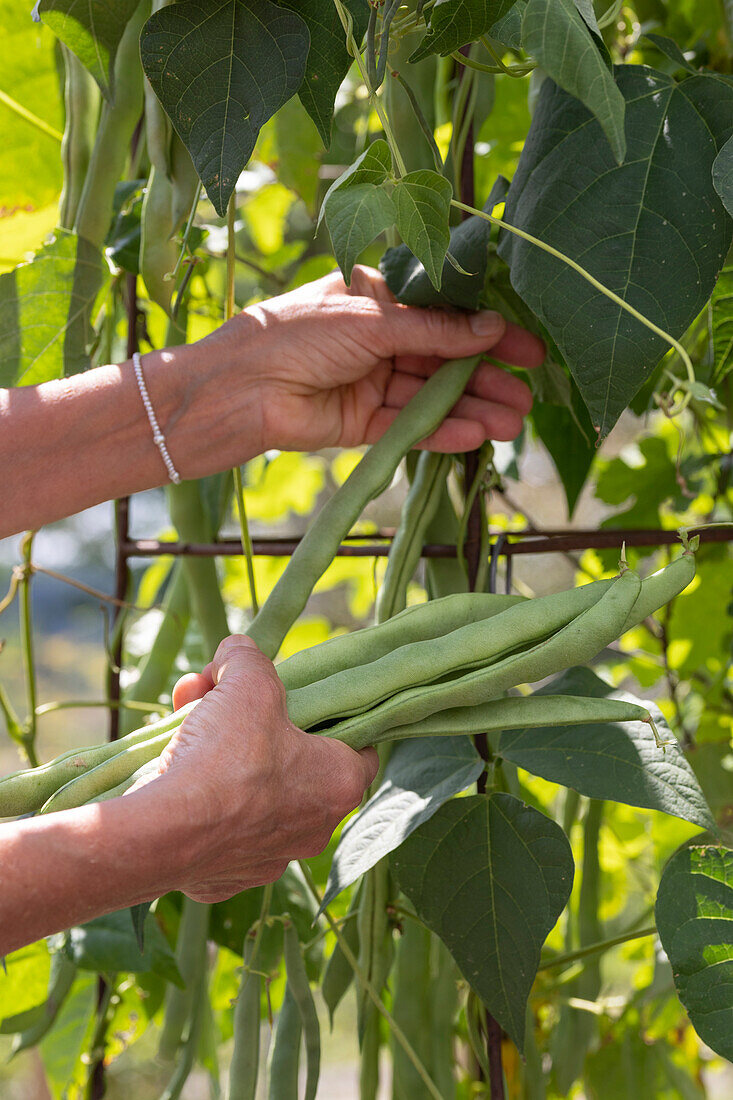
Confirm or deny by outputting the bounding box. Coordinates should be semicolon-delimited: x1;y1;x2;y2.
132;351;182;485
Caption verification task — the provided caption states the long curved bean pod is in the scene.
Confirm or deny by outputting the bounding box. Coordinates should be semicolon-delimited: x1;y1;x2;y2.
58;46;99;231
248;356;482;660
228;932;262;1100
0;704;195;817
621;550;695;631
376;451;452;622
277;590;525;690
324;692;658;752
158;898;211;1063
325;570;642;745
267;984;301;1099
283;920;321;1100
287;577;617;729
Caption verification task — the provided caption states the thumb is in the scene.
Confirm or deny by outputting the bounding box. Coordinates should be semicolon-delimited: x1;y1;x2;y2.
368;303;506;360
209;635;283;701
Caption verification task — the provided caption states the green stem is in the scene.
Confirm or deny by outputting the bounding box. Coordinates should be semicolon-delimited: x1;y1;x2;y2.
451;199;697;401
450;51;534;76
34;699;168;717
0;680;25;751
84;979;114;1100
19;534;39;767
0;89;63;142
298;862;445;1100
538;925;657;972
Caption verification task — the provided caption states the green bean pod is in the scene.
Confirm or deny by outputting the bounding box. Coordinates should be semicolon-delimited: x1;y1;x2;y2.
267;983;301;1099
287;578;616;730
38;722;186;815
391;921;433;1100
277;591;525;691
58;45;99;231
325;569;642;746
325;692;656;752
376;451;452;622
621;549;695;631
322;891;361;1026
73;2;150;249
228;932;262;1100
159;898;211;1063
0;705;194;817
82;757;161;805
141;162;177;313
249;356;482;660
282;920;321;1100
167;480;230;656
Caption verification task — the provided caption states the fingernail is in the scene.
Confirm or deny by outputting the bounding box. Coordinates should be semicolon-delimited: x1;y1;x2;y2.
469;310;503;336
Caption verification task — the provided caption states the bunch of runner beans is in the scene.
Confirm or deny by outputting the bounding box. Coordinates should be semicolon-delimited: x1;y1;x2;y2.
0;547;694;818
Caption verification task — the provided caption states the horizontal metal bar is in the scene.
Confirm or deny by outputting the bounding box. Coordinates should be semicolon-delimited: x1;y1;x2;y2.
119;525;732;561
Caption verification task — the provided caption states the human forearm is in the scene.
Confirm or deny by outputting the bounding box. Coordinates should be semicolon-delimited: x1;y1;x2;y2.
0;785;191;955
0;325;263;538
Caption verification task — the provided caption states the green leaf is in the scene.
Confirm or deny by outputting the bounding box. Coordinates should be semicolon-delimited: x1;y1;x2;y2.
280;0;369;147
380;193;495;309
0;229;106;387
140;0;310;217
0;0;64;209
711;260;733;387
498;68;733;437
530;373;596;517
321;140;395;283
489;1;526;49
644;33;698;73
522;0;626;163
33;0;139;102
0;941;50;1022
498;667;715;830
321;736;483;910
713;134;733;217
66;910;182;986
656;845;733;1061
391;793;573;1050
393;170;453;290
411;0;516;61
129;902;152;953
39;971;96;1100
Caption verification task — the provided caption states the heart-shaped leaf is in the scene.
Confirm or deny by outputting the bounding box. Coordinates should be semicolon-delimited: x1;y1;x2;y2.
391;793;574;1050
498;666;716;830
411;0;515;61
321;140;395;283
656;845;733;1061
280;0;369;147
321;735;483;910
393;170;453;290
522;0;625;163
34;0;139;101
140;0;310;216
498;68;733;437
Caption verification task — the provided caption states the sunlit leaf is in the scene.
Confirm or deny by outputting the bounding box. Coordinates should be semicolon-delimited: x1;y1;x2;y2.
34;0;138;101
656;845;733;1061
411;0;516;61
321;139;395;283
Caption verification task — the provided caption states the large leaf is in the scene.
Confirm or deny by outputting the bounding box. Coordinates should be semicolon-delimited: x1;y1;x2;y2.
656;845;733;1061
321;736;483;910
711;260;733;387
65;910;182;985
380;191;496;309
498;67;733;437
713;134;733;217
321;139;395;283
392;170;453;290
280;0;369;147
0;230;106;387
140;0;310;216
0;0;64;209
411;0;516;61
522;0;625;163
498;667;715;831
39;972;96;1100
34;0;138;102
0;941;50;1022
391;793;573;1050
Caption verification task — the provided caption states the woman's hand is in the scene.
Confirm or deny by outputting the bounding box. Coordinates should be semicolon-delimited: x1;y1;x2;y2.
134;635;379;903
198;265;546;456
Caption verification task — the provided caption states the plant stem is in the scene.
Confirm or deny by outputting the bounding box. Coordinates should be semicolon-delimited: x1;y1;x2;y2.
451;199;697;402
19;533;39;767
0;89;64;141
0;680;25;753
538;925;657;971
225;193;260;615
298;862;445;1100
86;978;114;1100
34;698;168;717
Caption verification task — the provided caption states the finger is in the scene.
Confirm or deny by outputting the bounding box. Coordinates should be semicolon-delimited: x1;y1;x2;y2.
172;672;214;710
208;635;288;715
348;264;397;303
358;302;506;359
489;322;546;368
359;747;379;786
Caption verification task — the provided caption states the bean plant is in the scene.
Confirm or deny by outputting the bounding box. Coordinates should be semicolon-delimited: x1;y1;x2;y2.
0;1;731;1098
